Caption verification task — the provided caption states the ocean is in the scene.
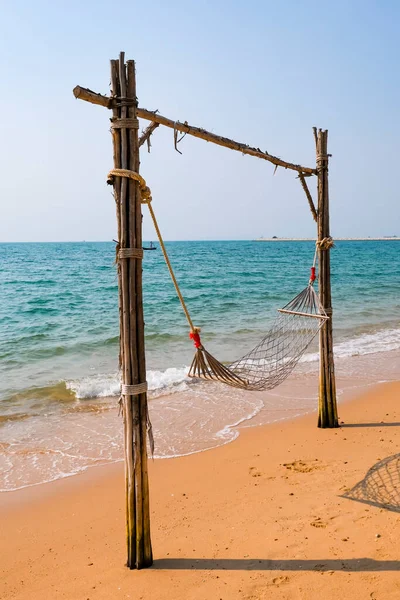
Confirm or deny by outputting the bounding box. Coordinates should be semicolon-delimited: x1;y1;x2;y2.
1;240;399;491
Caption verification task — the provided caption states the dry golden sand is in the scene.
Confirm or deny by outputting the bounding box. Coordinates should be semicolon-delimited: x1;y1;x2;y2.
1;381;400;600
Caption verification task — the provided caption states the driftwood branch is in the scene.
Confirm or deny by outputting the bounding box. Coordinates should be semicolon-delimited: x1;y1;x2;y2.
138;121;159;149
298;172;318;222
73;85;317;175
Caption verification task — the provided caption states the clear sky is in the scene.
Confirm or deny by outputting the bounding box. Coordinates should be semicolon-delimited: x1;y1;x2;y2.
0;0;399;241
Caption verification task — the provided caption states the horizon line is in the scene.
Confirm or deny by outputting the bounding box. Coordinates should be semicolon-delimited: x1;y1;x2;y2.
0;237;399;244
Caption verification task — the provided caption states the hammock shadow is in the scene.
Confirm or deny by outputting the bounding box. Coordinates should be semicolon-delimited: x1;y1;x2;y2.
152;558;400;571
341;453;400;513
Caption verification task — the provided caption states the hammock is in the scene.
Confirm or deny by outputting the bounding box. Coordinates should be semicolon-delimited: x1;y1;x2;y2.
108;169;329;392
188;284;327;390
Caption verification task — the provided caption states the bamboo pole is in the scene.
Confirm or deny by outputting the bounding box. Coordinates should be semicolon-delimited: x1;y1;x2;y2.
110;54;152;569
316;129;338;428
73;86;316;175
110;58;131;559
110;62;122;370
128;60;153;565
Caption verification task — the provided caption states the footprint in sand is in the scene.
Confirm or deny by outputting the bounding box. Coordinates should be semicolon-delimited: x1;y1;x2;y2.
272;576;290;586
249;466;262;478
283;460;323;473
310;518;327;528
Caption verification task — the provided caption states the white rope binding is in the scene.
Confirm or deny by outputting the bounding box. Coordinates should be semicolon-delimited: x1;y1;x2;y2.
121;382;148;395
118;248;144;260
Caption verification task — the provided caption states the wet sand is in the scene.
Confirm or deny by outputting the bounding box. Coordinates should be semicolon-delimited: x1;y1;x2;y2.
1;381;400;600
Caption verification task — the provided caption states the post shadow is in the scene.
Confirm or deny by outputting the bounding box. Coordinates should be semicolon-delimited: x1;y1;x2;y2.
152;558;400;571
341;423;400;428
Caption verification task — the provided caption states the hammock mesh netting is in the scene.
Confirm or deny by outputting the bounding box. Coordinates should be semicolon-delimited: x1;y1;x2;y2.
188;284;327;391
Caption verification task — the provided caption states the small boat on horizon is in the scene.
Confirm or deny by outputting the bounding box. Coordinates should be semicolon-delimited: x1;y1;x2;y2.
143;241;157;250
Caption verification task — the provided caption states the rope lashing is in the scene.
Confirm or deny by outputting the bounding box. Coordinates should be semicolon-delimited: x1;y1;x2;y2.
119;382;154;456
316;153;330;172
309;237;334;282
309;241;319;285
121;382;148;395
189;328;202;349
107;168;198;335
317;236;335;251
118;248;144;260
110;97;136;109
110;118;139;129
108;168;149;195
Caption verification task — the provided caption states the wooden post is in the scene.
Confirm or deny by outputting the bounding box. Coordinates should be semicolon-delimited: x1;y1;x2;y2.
110;54;153;568
315;129;338;428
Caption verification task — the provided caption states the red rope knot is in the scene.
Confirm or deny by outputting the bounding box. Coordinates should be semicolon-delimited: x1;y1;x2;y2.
189;327;202;349
310;266;316;283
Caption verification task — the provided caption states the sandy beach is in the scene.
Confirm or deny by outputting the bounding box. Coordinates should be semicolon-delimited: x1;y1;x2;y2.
1;2;399;598
1;381;399;599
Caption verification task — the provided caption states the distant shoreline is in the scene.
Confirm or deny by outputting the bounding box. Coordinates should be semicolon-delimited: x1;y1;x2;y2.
1;238;399;244
255;237;399;242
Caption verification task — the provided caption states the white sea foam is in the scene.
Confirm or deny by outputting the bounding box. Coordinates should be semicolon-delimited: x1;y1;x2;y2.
66;367;190;399
302;327;400;363
3;328;399;492
65;328;400;400
66;374;121;399
147;367;191;395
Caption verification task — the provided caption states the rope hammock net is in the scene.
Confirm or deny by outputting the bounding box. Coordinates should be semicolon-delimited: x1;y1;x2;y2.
191;284;327;391
108;169;329;392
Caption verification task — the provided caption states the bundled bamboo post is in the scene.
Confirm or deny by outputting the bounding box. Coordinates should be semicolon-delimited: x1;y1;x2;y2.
109;54;152;568
74;54;152;569
315;129;338;428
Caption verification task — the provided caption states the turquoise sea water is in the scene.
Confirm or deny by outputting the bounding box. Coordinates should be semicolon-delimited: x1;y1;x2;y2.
1;240;399;490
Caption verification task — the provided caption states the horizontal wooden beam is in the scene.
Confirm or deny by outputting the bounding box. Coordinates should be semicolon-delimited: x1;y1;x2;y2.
73;86;112;108
136;108;317;175
73;85;317;175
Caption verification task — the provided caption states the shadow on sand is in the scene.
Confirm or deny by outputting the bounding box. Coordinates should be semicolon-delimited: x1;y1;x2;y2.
152;558;400;571
341;453;400;513
341;423;400;428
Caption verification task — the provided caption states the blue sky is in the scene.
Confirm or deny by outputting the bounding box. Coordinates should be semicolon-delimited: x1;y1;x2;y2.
0;0;399;241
